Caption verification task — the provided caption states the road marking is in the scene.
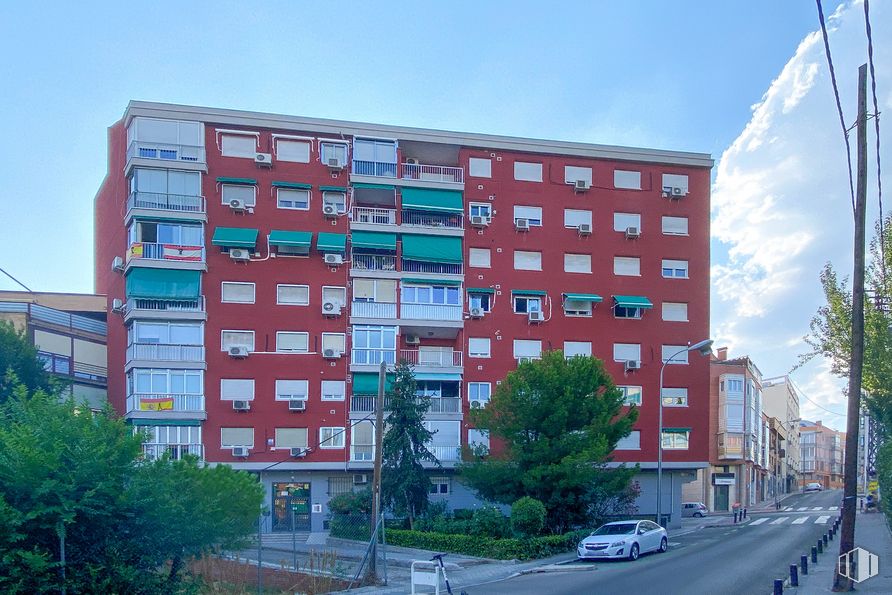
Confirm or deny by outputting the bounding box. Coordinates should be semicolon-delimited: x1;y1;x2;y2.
770;517;789;525
816;515;831;524
828;506;838;511
792;517;809;525
783;506;793;511
812;507;823;511
798;507;809;511
668;542;681;546
750;518;769;525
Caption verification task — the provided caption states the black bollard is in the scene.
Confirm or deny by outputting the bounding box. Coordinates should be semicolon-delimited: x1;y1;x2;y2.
733;511;738;524
823;534;828;547
829;527;834;540
801;554;808;575
790;564;799;586
744;508;748;519
811;546;818;563
817;538;823;554
774;578;783;594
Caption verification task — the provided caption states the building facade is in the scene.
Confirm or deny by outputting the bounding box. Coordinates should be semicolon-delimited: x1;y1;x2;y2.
94;101;713;531
799;420;845;489
762;375;802;495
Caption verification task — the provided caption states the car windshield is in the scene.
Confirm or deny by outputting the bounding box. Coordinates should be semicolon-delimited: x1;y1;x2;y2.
592;523;637;536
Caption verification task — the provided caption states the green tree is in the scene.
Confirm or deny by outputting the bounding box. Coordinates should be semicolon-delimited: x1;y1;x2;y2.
459;350;638;533
0;321;53;401
381;361;438;527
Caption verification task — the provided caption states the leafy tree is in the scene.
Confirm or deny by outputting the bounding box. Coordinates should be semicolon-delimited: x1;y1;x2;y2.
460;350;638;533
0;321;53;401
510;496;546;537
381;361;438;527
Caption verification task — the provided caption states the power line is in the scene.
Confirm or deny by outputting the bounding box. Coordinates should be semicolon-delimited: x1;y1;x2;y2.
863;0;885;278
0;266;33;292
790;377;847;417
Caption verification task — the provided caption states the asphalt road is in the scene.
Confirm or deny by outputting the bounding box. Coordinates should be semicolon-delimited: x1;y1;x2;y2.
474;489;843;595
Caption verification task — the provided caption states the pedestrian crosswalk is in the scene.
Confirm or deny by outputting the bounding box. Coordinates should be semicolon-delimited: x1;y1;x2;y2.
783;505;837;512
748;515;834;527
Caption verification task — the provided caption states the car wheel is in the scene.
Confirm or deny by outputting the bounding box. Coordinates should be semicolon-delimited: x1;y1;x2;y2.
659;537;668;553
628;543;639;561
694;512;703;518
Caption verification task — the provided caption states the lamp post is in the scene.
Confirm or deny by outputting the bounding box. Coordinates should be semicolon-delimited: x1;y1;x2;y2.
656;339;713;527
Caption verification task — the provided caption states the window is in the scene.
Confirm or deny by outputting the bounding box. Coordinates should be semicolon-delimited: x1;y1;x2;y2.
564;253;592;274
662;173;689;194
662;345;689;364
613;343;641;362
221;427;254;448
662;302;688;322
319;427;345;448
614;170;641;190
321;380;346;401
564;209;592;228
662;259;689;278
129;118;202;156
662;388;688;407
615;430;641;450
351;325;397;365
401;284;461;306
468;382;491;406
221;282;255;304
513;205;542;226
321;333;346;354
275;380;308;401
277;188;310;210
322;191;347;213
564;341;592;358
274;137;311;163
614;257;641;276
514;161;543;182
276;427;309;449
354;138;397;166
469;203;492;221
221;330;254;352
141;425;201;459
130;168;201;199
429;476;450;495
563;298;592;317
469;157;492;178
222;184;256;207
564;165;593;185
513;295;542;314
220;379;254;401
662;430;690;450
613;213;641;232
128;221;203;247
724;378;744;393
131;322;202;344
351;421;374;461
220;133;258;158
353;279;397;303
513;339;542;360
277;284;310;306
276;332;309;353
662;216;689;235
320;141;348;165
130;369;203;397
468;292;492;312
514;250;542;271
467;429;490;451
468;338;491;358
618;386;642;406
322;286;347;306
469;248;491;268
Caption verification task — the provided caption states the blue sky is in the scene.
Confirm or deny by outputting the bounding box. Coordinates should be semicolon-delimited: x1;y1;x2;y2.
1;1;884;427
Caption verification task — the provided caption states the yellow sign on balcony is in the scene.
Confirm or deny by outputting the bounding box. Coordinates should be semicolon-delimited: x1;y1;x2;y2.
140;397;174;411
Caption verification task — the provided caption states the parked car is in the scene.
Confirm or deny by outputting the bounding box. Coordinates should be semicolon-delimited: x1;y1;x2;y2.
804;482;824;492
577;520;668;561
682;502;709;518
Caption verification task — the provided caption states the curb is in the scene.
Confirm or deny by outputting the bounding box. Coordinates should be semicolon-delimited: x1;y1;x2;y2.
517;562;595;575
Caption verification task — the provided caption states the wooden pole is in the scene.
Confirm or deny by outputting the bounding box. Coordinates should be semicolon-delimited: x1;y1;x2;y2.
369;359;386;579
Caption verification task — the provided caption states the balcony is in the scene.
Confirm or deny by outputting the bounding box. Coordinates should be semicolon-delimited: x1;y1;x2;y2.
127;242;205;267
349;395;460;415
400;162;464;184
426;397;461;414
126;343;205;363
351;349;396;366
38;352;108;384
428;445;461;462
717;433;744;460
351;301;397;319
352;160;397;178
127;140;205;164
352;254;397;271
127;393;205;414
127;191;206;220
401;260;462;275
351;445;375;462
401;210;463;230
352;206;396;226
399;349;462;368
143;443;203;461
399;304;463;322
125;296;205;317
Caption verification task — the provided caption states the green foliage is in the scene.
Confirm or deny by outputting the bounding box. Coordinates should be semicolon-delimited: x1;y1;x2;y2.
328;487;372;515
0;321;54;401
327;488;372;540
470;505;509;538
385;527;590;561
876;442;892;528
511;497;546;537
460;350;638;533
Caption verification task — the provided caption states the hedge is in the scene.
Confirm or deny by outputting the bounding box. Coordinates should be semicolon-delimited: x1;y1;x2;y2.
385;528;589;561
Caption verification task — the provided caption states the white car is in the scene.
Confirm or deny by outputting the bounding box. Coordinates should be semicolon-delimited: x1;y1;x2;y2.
577;520;668;561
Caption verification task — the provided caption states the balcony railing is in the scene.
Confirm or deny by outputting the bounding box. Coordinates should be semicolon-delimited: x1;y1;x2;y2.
400;163;464;184
350;395;460;415
352;206;396;225
126;343;205;362
128;242;204;263
352;160;397;178
351;349;396;366
426;397;461;414
2;302;108;334
351;445;375;462
352;253;396;271
399;304;463;322
351;301;397;319
401;210;463;229
401;260;462;275
127;393;205;413
127;296;205;314
127;140;205;163
399;349;462;367
428;445;461;462
127;191;205;214
143;443;204;460
38;352;108;382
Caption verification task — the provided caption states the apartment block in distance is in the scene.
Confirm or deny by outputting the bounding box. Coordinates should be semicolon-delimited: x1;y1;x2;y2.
94;101;713;532
799;420;845;489
762;375;802;495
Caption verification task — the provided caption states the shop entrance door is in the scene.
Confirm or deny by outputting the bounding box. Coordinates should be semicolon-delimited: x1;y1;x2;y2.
272;482;311;532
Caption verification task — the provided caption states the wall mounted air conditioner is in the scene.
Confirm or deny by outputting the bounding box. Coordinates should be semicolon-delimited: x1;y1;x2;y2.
322;300;342;316
229;198;247;213
231;446;249;457
470;399;486;409
323;204;338;218
469;307;485;319
625;226;640;239
515;218;530;231
578;223;592;236
528;310;544;323
323;348;342;359
233;400;251;411
574;179;590;192
111;256;124;272
111;298;124;313
327;158;344;171
228;345;249;358
353;473;368;485
405;335;421;345
291;447;307;458
624;360;641;372
405;158;420;165
254;152;273;167
289;399;306;412
663;186;687;199
229;249;251;262
324;253;344;265
470;215;489;227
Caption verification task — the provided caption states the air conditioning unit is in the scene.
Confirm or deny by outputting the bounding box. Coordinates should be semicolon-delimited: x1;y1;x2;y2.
254;152;273;167
515;218;530;231
111;298;124;313
578;223;592;236
229;248;251;262
517;356;536;365
405;334;421;345
322;300;342;316
624;360;641;372
327;158;344;171
229;198;247;212
228;345;249;358
663;186;687;199
323;348;342;359
323;204;338;218
323;253;344;265
470;399;486;409
625;226;640;239
231;446;249;458
574;179;590;192
288;399;306;412
470;215;489;227
469;307;485;319
528;310;545;323
405;157;420;165
353;473;369;485
291;447;307;458
111;256;124;272
233;400;251;411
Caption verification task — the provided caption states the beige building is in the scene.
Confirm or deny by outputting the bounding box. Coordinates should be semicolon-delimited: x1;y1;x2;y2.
762;376;801;494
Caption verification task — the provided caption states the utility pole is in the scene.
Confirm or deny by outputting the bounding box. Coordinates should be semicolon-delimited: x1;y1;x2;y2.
369;359;386;579
835;63;868;592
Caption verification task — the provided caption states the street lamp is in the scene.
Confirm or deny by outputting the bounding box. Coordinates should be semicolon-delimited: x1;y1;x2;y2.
656;339;713;527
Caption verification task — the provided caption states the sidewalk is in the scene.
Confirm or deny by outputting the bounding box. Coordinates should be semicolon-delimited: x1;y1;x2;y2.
783;512;892;593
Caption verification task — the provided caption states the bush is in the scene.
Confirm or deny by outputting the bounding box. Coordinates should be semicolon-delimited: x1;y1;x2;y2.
328;489;372;540
328;488;372;515
511;497;546;537
453;508;473;520
385;528;589;561
471;505;509;538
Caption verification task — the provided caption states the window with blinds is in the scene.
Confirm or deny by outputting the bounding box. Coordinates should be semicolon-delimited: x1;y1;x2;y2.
614;256;641;276
221;379;254;400
221;282;255;304
221;427;254;447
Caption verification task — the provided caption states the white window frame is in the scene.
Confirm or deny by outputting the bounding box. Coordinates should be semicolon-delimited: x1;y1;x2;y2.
321;333;346;354
220;379;255;401
321;380;346;401
563;298;592;317
274;137;312;163
662;430;690;450
468;338;491;358
513;250;542;271
221;183;257;207
614;256;641;276
662;345;689;364
275;427;309;449
513;205;542;226
564;253;592;274
218;132;259;158
468;292;492;313
662;173;690;194
221;281;255;304
221;427;254;448
319;427;346;449
564;165;593;186
662;388;689;407
429;476;451;495
564;209;592;228
613;343;641;362
615;430;641;450
563;341;592;358
662;216;689;236
514;161;543;182
469;248;492;268
512;295;542;314
276;331;310;353
469;202;492;222
277;284;310;306
468;382;491;405
662;259;689;279
320;141;349;166
322;286;348;306
322;191;347;214
469;157;492;178
613;212;641;232
662;302;689;322
618;386;642;406
513;339;542;359
221;330;255;352
614;169;642;190
276;188;311;211
275;379;309;401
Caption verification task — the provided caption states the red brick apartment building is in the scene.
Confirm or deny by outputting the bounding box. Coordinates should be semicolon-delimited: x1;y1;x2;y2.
94;102;713;531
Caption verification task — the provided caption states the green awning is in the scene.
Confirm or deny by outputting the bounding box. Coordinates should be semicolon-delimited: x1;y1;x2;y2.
662;427;691;433
414;373;462;382
352;231;397;251
317;232;347;253
216;177;256;185
125;269;200;300
401;235;462;264
613;295;654;309
402;278;462;286
353;183;395;191
352;372;395;395
320;185;348;192
401;188;463;213
268;230;313;247
212;227;258;248
512;289;547;296
564;293;604;303
468;287;495;294
129;418;201;427
272;181;312;190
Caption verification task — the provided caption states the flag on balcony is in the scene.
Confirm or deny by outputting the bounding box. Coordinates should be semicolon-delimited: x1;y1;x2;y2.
140;397;174;411
129;243;144;259
163;244;203;261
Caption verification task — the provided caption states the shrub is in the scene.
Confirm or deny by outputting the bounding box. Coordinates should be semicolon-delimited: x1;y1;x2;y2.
328;488;372;515
511;497;546;537
328;489;372;540
471;506;509;538
453;508;473;520
385;528;589;561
